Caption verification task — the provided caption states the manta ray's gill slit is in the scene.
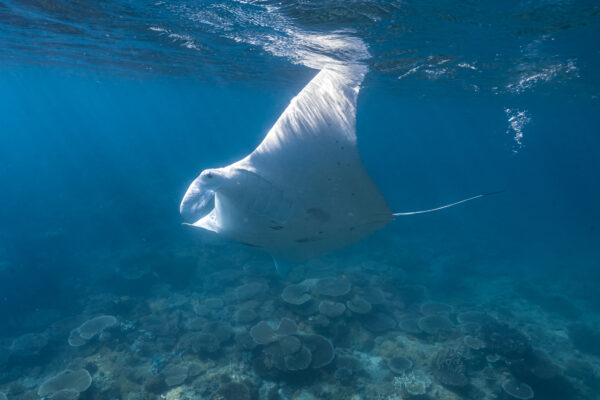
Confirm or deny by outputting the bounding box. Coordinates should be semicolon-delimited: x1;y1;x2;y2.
240;241;263;248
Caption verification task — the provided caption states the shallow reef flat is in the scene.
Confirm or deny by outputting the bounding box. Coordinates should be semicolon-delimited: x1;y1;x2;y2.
1;243;599;400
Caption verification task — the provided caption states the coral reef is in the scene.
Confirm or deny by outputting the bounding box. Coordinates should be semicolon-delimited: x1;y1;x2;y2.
0;250;596;400
318;300;346;318
388;356;413;374
431;348;469;387
346;297;372;314
567;323;600;356
361;312;396;333
315;277;351;297
281;283;312;306
463;335;486;350
37;369;92;397
420;301;453;316
418;314;454;335
68;315;118;347
163;364;188;387
10;333;48;357
250;318;298;345
501;379;534;399
393;369;432;396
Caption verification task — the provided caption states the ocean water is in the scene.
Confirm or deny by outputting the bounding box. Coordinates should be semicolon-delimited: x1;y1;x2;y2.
1;1;599;399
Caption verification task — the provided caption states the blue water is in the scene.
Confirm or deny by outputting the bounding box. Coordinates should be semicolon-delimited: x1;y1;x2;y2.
1;1;599;399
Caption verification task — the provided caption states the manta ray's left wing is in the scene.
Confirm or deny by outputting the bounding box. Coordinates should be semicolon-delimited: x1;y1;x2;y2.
238;65;390;219
228;65;392;261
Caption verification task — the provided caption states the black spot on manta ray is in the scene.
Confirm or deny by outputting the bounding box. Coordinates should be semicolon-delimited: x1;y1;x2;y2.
295;237;322;243
306;207;330;222
240;241;263;248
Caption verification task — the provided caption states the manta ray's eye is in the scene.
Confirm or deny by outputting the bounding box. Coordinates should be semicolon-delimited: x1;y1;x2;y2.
205;172;213;178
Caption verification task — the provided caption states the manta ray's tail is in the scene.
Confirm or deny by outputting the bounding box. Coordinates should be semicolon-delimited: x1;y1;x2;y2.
392;191;503;216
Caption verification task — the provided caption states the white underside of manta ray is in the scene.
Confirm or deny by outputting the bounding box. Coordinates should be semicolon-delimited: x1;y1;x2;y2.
180;65;493;275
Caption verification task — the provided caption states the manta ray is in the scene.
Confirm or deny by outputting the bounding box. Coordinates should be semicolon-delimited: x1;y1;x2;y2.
180;65;491;275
